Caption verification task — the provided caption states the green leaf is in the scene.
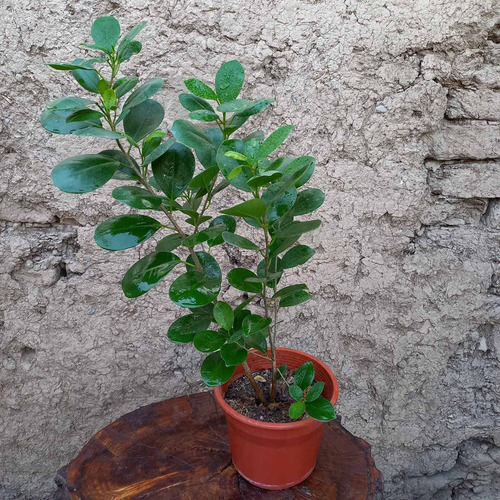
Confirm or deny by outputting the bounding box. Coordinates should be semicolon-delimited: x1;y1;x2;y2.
220;342;248;366
213;301;234;331
118;20;147;48
100;149;140;181
48;62;94;70
182;226;226;248
224;151;248;162
215;60;244;103
281;245;315;269
201;352;235;386
94;214;162;251
51;154;118;193
279;156;315;189
114;76;139;97
185;252;222;280
102;88;117;110
184;78;218;100
244;332;267;353
123;78;163;110
236;98;274;117
217;99;252;113
289;385;304;401
280;290;312;307
152;142;195;200
227;329;244;344
247;171;283;189
208;216;236;246
72;58;100;93
72;127;124;139
171;120;214;150
262;183;297;224
189;166;218;191
117;40;142;63
227;166;243;181
189;110;219;122
273;284;308;299
276;363;287;380
258;125;294;159
294;362;314;390
156;233;183;253
290;189;325;216
225;114;249;135
216;139;252;192
289;401;306;420
257;257;283;288
306;382;325;402
168;312;212;344
123;99;165;142
220;199;267;220
222;231;260;251
121;251;180;298
195;127;223;169
46;97;94;111
305;398;336;422
41;108;100;135
169;271;221;308
97;79;109;95
91;16;120;53
142;139;175;166
179;93;215;113
242;314;271;336
227;268;262;293
112;186;163;210
65;109;104;123
194;330;227;353
273;220;321;239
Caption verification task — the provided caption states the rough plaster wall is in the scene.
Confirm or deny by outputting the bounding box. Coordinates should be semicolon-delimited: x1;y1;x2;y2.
1;0;500;498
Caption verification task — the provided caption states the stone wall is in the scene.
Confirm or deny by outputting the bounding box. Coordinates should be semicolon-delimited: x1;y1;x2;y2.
1;0;500;498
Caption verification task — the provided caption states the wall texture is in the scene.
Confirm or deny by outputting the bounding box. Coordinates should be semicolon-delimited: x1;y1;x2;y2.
1;0;500;498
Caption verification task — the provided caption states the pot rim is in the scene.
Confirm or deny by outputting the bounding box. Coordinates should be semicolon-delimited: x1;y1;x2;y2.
213;347;339;430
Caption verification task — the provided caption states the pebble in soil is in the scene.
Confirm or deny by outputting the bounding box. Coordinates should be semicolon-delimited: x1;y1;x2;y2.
224;369;310;423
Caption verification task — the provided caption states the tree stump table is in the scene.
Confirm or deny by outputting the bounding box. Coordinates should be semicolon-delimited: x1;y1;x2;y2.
55;392;383;499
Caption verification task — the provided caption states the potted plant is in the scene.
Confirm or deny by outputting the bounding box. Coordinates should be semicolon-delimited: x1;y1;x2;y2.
41;16;339;490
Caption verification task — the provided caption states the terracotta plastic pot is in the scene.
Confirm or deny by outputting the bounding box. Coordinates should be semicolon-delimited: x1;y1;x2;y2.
213;347;339;490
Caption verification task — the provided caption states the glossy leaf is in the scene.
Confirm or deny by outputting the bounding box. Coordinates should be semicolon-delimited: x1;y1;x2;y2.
155;234;182;253
152;142;195;200
216;140;252;191
46;97;94;111
215;60;244;103
294;362;314;390
112;186;163;210
189;110;218;122
213;301;234;331
118;20;147;53
262;183;297;224
169;271;221;308
123;78;163;110
257;257;283;288
102;89;117;110
100;149;140;181
247;170;283;189
117;40;142;63
72;58;100;93
280;290;312;307
222;231;260;251
208;216;236;246
276;363;287;380
290;188;325;216
168;313;212;344
179;93;214;113
305;398;336;422
227;268;262;293
281;245;315;269
41;108;100;135
114;76;139;98
189;166;218;191
48;62;93;70
217;99;252;113
269;235;299;257
195;127;223;169
268;160;313;203
225;114;249;135
272;284;308;299
182;226;226;248
201;352;235;386
289;385;303;401
289;401;306;420
142;139;175;166
220;342;248;366
72;127;124;139
306;382;325;402
243;332;267;353
220;199;267;220
66;109;104;123
273;220;321;238
121;251;180;298
258;125;294;159
185;251;222;280
279;156;315;189
123;99;165;142
225;151;248;162
194;330;227;353
227;329;244;344
236;98;274;117
94;214;162;251
184;78;218;100
242;314;271;336
91;16;120;53
171;119;214;150
51;154;118;193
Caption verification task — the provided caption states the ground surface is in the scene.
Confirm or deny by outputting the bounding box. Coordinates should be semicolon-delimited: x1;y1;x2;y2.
1;0;500;498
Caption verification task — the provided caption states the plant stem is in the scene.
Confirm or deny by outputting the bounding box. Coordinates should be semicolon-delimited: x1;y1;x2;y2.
243;361;267;405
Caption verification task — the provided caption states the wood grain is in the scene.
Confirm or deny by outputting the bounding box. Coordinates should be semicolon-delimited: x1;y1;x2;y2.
55;392;383;499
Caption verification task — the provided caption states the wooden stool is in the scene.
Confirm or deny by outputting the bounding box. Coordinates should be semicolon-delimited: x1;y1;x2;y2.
55;392;383;499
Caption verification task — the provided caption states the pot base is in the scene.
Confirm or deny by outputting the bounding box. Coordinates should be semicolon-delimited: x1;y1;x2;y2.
236;464;315;490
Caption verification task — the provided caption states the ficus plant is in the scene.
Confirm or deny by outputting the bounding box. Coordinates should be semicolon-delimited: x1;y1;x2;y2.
41;16;336;422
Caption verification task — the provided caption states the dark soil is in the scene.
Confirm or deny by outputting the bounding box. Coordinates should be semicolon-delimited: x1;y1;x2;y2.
224;368;309;423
